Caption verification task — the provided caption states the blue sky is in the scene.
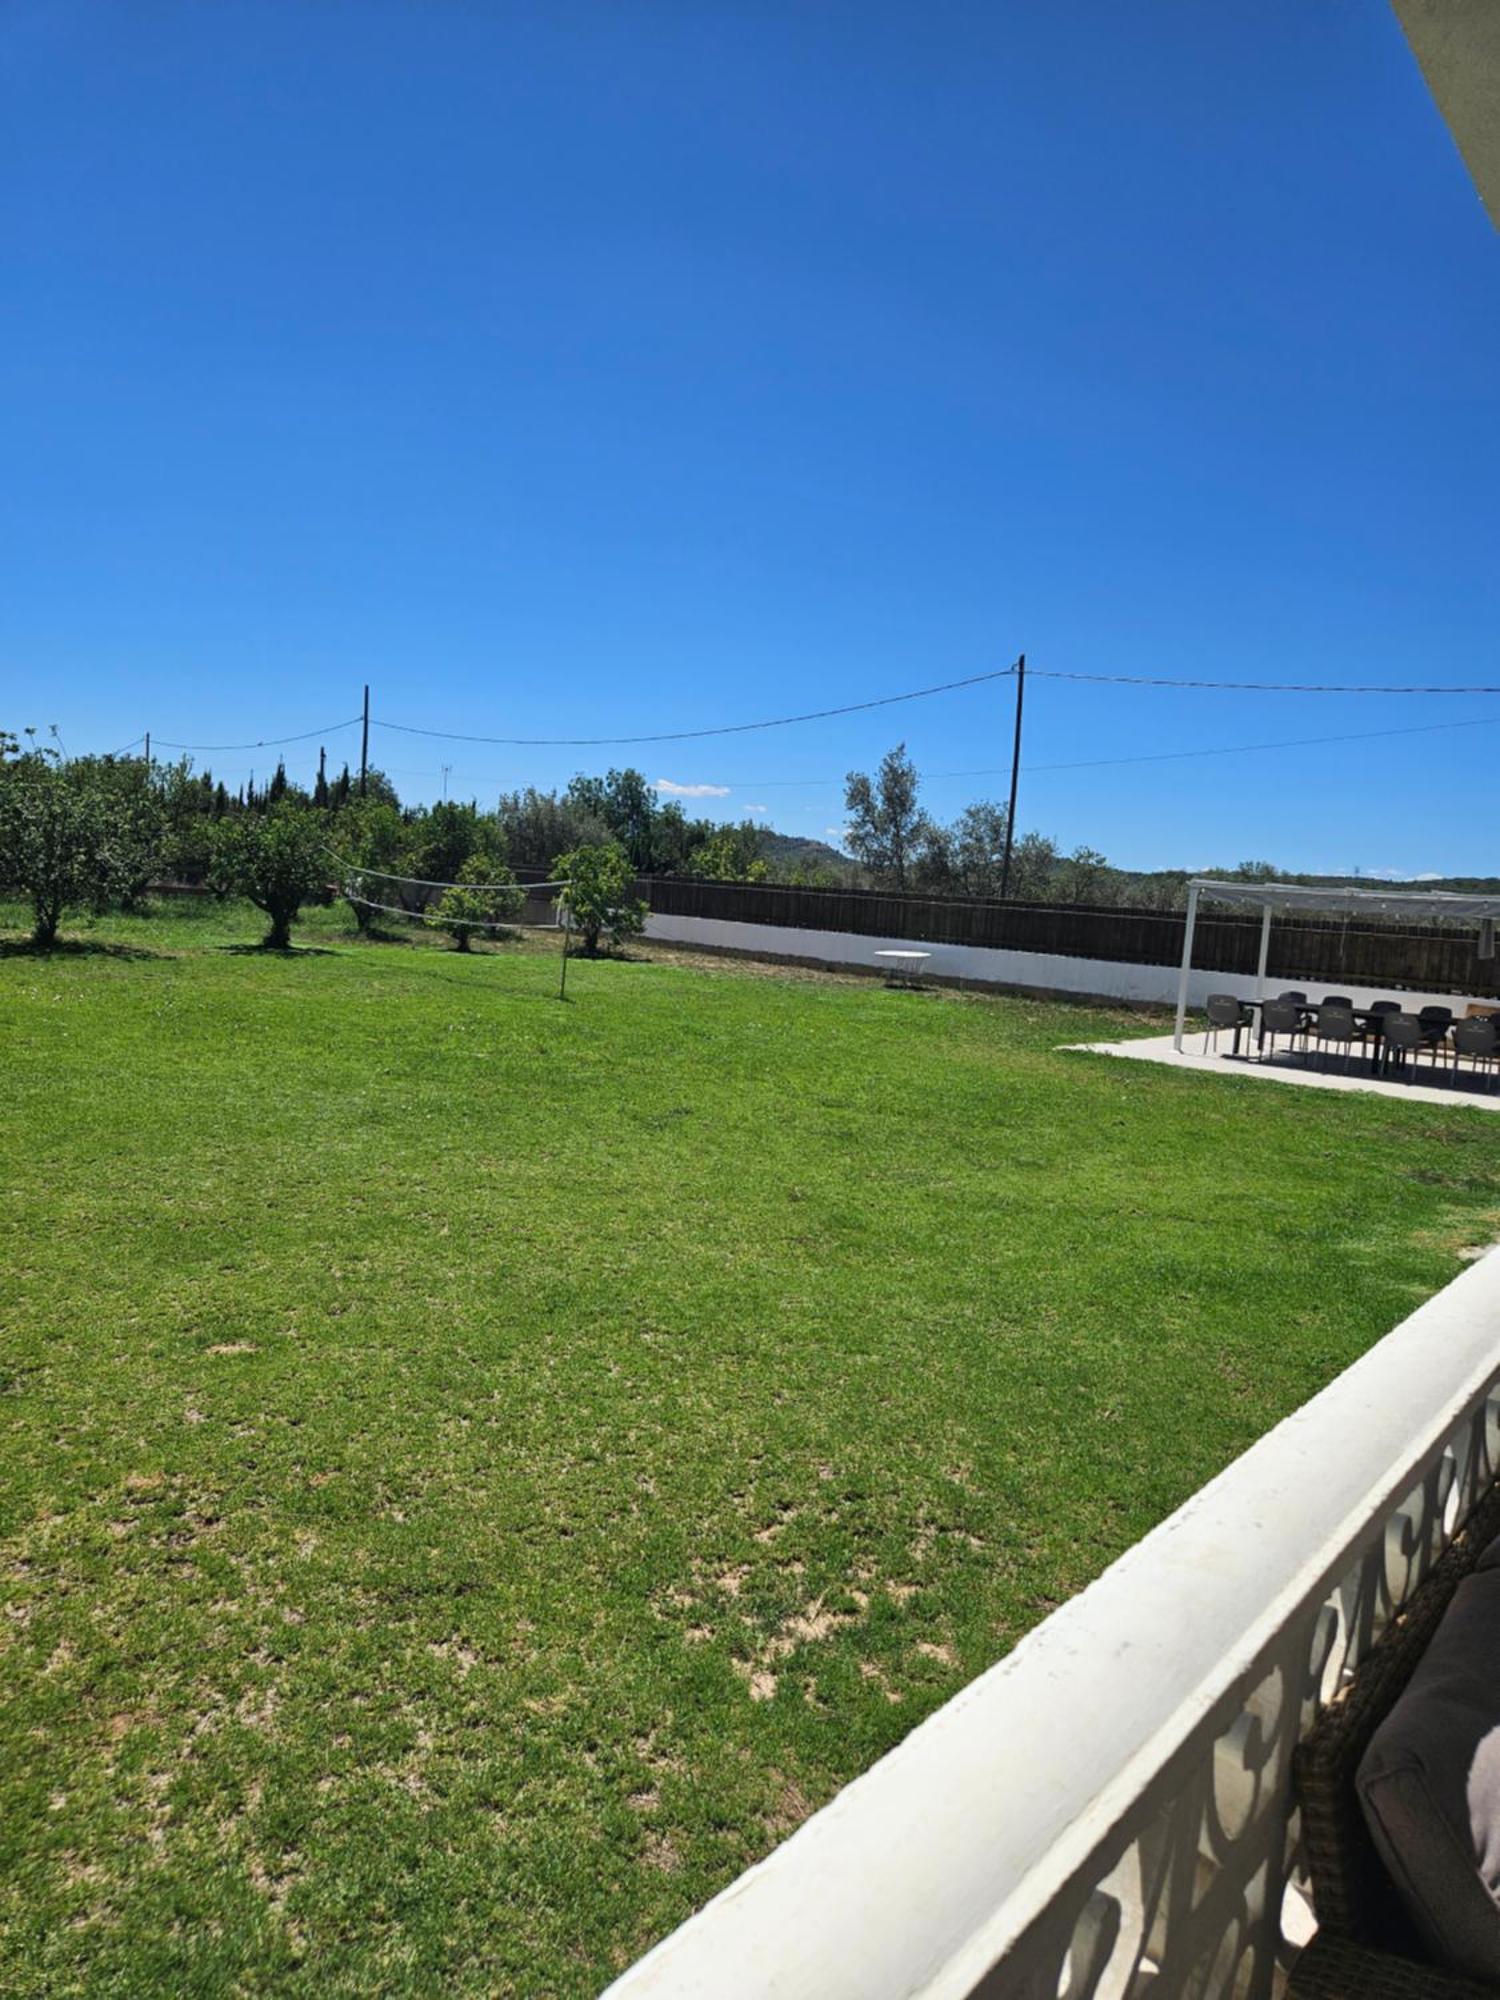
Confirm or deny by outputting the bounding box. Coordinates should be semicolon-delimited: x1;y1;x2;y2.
3;1;1496;875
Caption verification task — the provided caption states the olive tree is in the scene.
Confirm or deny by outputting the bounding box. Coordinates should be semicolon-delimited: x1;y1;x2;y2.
843;744;932;890
554;841;646;957
209;803;328;949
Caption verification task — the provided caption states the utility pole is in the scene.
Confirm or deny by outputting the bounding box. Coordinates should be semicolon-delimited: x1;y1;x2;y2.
143;731;150;769
998;653;1026;901
441;763;452;801
360;684;370;798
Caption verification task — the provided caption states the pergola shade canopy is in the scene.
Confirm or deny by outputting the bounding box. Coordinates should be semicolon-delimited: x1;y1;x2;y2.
1186;878;1500;923
1172;879;1500;1049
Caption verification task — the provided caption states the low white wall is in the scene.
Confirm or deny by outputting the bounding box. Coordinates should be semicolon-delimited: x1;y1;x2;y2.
645;911;1494;1015
607;1249;1500;2000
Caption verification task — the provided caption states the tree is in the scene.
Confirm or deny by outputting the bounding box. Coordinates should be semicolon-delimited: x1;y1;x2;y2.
1053;845;1112;904
554;841;646;957
1008;829;1060;901
0;753;158;945
495;787;608;871
59;753;165;910
565;769;660;870
209;803;328;949
686;821;768;882
331;797;408;932
429;854;523;951
843;744;931;889
404;801;502;895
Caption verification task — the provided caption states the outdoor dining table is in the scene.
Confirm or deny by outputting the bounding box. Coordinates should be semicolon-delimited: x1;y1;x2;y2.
1235;999;1394;1075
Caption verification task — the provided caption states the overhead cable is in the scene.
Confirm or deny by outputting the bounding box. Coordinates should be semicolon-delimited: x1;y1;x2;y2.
370;665;1021;746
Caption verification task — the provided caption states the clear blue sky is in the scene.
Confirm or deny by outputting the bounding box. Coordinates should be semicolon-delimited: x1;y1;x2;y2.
3;1;1496;875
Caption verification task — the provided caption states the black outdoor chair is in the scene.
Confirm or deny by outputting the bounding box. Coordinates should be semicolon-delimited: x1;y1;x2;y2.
1381;1014;1423;1077
1321;994;1355;1011
1203;993;1253;1055
1417;1007;1454;1067
1279;990;1308;1003
1450;1016;1498;1090
1259;997;1304;1063
1312;1006;1359;1073
1367;1001;1402;1072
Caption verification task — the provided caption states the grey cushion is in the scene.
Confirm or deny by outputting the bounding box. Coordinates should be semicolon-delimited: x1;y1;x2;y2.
1357;1532;1500;1982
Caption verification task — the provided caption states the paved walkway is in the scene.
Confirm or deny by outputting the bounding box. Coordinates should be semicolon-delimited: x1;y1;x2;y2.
1064;1031;1500;1113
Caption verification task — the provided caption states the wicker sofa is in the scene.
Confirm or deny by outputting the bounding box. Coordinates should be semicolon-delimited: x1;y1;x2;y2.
1288;1483;1500;1999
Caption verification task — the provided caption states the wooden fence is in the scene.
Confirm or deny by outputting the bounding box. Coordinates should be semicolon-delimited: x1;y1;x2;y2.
636;875;1500;996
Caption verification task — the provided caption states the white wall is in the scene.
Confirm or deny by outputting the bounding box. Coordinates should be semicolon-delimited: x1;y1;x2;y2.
645;911;1494;1016
607;1251;1500;2000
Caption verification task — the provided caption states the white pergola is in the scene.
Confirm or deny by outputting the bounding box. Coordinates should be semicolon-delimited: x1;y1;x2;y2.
1172;878;1500;1050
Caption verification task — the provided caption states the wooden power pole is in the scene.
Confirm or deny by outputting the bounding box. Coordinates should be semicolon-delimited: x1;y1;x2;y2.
998;653;1026;900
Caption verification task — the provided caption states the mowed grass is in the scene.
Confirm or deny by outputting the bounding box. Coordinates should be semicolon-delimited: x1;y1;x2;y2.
3;898;1498;1997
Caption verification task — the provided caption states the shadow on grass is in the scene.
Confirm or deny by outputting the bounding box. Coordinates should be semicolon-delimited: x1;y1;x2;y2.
217;943;340;959
0;936;168;961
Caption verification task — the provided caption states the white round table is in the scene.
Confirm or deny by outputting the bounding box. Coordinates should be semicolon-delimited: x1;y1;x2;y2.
874;949;933;988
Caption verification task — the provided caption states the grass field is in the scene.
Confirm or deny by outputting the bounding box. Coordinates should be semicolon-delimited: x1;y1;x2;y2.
3;896;1498;1996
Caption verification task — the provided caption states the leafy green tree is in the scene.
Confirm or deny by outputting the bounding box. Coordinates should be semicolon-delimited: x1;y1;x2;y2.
58;753;165;910
686;821;768;882
843;744;932;890
209;803;328;949
429;854;523;951
0;753;159;946
405;801;502;893
1052;845;1112;905
565;769;659;870
495;787;608;871
332;797;408;931
554;841;646;957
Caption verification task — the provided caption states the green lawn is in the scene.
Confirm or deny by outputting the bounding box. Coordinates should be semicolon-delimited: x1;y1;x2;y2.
3;898;1498;1996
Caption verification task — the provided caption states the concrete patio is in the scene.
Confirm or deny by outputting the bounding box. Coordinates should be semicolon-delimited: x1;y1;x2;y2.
1067;1030;1500;1111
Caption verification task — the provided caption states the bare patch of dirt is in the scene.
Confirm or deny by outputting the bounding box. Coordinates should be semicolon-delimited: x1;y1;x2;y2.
641;1830;682;1872
916;1640;959;1667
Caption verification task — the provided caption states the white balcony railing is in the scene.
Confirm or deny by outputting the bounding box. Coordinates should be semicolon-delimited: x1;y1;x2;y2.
607;1250;1500;2000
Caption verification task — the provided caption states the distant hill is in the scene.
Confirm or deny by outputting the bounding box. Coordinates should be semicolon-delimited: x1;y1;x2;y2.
757;829;859;881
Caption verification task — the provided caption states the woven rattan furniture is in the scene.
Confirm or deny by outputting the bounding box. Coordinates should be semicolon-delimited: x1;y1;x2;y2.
1288;1482;1500;1999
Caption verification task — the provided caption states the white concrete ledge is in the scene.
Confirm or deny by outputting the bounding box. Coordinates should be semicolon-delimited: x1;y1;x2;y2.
606;1252;1500;1999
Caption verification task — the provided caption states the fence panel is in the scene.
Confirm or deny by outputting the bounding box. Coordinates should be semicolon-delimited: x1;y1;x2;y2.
635;876;1499;996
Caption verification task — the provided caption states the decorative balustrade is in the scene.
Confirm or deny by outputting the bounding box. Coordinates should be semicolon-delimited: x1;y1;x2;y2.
606;1251;1500;2000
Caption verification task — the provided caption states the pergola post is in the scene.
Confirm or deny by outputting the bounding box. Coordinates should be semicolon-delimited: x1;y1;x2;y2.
1174;882;1200;1051
1256;903;1272;1003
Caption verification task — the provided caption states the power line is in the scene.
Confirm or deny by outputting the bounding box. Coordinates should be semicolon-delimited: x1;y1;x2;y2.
152;716;363;753
1027;670;1500;695
693;711;1500;791
44;707;1500;803
371;665;1021;747
1021;713;1500;774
